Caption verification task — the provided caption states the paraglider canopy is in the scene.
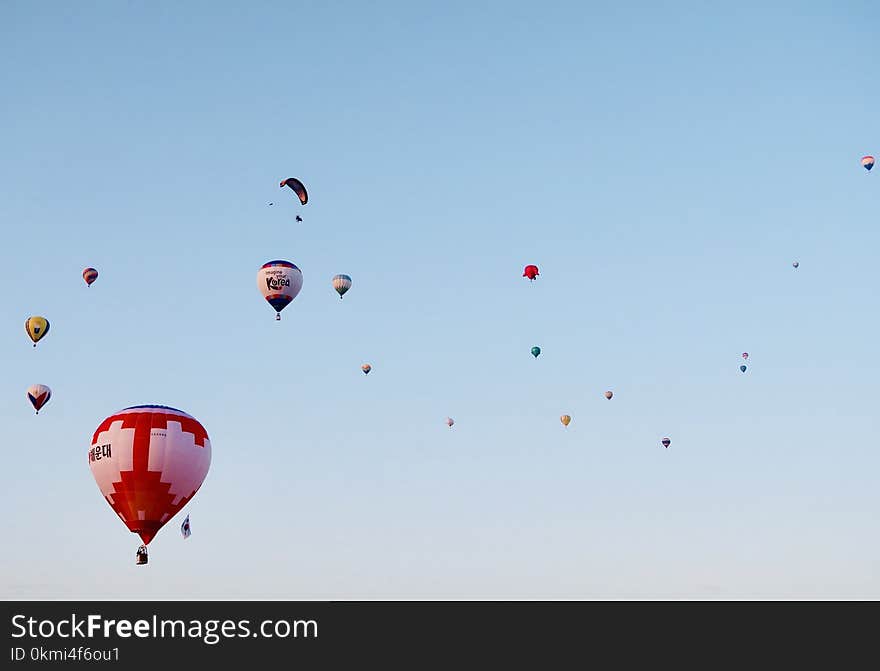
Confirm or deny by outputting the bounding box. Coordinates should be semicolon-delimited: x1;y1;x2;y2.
280;177;308;204
523;265;539;281
862;155;874;171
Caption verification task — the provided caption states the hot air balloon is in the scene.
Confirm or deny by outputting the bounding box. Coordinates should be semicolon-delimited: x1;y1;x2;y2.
742;352;749;360
83;267;99;287
446;417;454;428
25;316;50;347
257;260;303;320
88;404;211;564
604;391;613;400
531;346;541;358
792;261;799;268
362;363;372;375
560;414;571;427
661;437;671;448
740;365;747;373
280;177;308;204
523;265;539;281
332;274;352;299
27;384;51;414
862;155;874;171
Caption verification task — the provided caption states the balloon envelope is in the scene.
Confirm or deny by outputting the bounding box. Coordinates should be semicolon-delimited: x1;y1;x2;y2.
332;274;352;298
531;346;541;358
83;267;99;286
27;384;51;414
862;155;874;171
661;438;671;448
89;405;211;546
560;414;571;427
604;391;613;400
523;265;539;281
362;364;371;375
740;365;747;372
446;417;454;427
257;260;303;318
792;261;799;268
25;316;50;346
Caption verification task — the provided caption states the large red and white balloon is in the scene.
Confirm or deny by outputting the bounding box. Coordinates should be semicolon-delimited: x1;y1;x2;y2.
88;405;211;547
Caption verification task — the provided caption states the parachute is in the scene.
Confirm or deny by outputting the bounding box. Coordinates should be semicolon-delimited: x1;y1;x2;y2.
362;363;372;375
257;260;303;320
661;437;671;448
83;267;99;287
88;405;211;561
332;274;352;299
862;155;874;171
531;346;541;358
604;391;613;400
560;414;571;427
740;365;747;373
446;417;454;428
280;177;308;204
25;316;50;347
523;265;539;281
27;384;51;414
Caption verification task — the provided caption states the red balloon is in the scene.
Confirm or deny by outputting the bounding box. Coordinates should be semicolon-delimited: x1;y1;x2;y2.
89;405;211;547
523;264;539;281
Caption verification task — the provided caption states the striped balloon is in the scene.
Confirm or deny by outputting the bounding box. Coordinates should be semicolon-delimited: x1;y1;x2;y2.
332;274;352;299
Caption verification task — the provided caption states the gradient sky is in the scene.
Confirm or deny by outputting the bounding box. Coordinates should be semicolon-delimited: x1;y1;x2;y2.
1;0;878;600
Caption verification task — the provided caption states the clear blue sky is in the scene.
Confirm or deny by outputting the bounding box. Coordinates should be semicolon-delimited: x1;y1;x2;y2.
2;0;878;599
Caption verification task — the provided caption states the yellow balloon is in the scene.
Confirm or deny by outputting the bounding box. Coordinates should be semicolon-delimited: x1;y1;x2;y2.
560;414;571;427
25;316;50;347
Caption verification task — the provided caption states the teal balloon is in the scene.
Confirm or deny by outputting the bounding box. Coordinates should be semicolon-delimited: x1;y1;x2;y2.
531;346;541;358
740;365;747;373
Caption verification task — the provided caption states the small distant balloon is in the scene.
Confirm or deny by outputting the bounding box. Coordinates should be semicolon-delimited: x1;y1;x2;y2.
531;346;541;358
523;265;539;281
560;414;571;427
862;155;874;171
332;274;352;299
740;365;747;373
446;417;454;428
362;363;372;375
661;437;671;448
83;267;99;287
742;352;749;360
792;261;799;269
604;391;613;400
27;384;51;414
25;316;50;347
